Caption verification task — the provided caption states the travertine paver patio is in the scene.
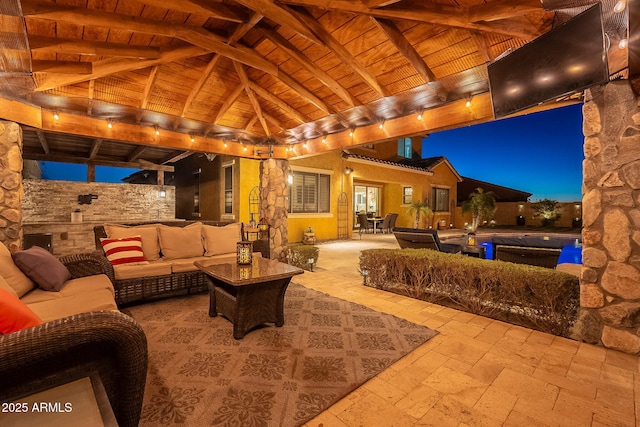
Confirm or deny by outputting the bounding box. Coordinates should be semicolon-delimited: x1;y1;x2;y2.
297;233;639;427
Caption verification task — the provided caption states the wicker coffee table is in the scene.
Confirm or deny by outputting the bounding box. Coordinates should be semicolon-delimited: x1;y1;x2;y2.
195;258;304;339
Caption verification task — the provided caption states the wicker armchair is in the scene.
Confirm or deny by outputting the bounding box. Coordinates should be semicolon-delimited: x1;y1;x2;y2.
0;311;147;427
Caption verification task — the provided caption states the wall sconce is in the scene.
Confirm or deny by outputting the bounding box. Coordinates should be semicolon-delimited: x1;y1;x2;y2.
345;167;353;175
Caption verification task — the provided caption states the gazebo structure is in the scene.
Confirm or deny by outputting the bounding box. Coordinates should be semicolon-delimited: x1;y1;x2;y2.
0;0;639;353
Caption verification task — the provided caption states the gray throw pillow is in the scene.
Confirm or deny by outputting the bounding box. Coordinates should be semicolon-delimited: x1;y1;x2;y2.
12;246;71;292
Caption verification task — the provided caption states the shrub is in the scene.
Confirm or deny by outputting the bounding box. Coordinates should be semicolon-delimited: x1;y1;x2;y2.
286;245;319;271
359;249;579;337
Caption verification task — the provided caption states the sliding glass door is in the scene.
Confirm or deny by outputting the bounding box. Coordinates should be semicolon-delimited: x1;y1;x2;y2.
354;184;381;221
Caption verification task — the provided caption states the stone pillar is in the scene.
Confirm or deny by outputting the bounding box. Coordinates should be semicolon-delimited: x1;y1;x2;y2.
0;121;23;252
259;158;289;260
578;81;640;354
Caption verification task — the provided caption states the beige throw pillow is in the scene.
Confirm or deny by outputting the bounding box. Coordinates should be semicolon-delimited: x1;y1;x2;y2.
0;242;35;298
202;223;242;256
158;222;204;260
105;224;160;261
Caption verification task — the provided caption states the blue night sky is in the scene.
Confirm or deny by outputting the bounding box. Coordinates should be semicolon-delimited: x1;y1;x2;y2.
422;103;584;202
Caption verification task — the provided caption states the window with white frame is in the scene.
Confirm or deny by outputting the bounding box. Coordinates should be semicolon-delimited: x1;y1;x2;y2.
289;171;330;213
223;163;233;215
431;187;449;212
402;186;413;205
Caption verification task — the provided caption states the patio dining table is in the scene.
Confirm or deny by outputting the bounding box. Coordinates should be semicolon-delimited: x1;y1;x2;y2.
370;217;383;234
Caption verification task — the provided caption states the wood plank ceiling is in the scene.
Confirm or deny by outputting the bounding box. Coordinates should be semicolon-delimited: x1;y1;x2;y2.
0;0;627;169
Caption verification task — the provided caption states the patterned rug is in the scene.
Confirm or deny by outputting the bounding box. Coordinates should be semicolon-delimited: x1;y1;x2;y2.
124;283;437;426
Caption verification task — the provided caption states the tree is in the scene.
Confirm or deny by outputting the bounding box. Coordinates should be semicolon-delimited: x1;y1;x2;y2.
406;200;433;228
533;199;561;226
461;187;497;232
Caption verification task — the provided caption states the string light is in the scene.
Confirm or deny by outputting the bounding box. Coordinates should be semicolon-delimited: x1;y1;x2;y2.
303;142;307;148
322;135;327;144
224;142;227;148
349;128;354;137
465;97;472;108
53;111;59;121
378;120;384;130
107;119;113;129
417;111;423;121
154;125;160;136
190;135;195;143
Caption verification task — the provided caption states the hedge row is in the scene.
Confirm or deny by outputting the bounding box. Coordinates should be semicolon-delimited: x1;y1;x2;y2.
359;249;579;337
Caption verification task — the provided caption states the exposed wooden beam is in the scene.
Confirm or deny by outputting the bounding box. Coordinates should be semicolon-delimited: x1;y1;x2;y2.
248;81;310;123
25;152;175;172
128;145;147;162
213;85;244;124
28;35;161;59
234;62;271;136
263;112;285;129
232;0;322;44
470;31;494;63
261;26;358;107
180;13;263;117
467;0;544;23
290;6;388;97
140;66;160;110
161;150;194;164
278;0;543;40
362;0;402;7
276;69;331;114
35;45;208;91
371;18;435;83
35;131;49;154
87;164;95;182
133;0;246;23
31;60;92;74
89;138;102;159
21;1;278;76
87;79;95;115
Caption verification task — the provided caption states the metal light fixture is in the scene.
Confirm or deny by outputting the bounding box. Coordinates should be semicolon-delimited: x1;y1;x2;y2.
345;166;353;175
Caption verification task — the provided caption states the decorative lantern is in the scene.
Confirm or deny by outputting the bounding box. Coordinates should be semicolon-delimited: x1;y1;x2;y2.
259;217;269;232
236;241;253;265
239;266;251;280
467;232;476;246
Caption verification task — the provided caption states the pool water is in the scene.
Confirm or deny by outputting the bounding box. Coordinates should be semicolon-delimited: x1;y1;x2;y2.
479;241;582;264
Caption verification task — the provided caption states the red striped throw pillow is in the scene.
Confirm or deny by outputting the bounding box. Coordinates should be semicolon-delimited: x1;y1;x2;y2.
100;236;149;266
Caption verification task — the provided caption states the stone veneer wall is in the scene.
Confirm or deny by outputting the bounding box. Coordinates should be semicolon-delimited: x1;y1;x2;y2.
0;121;23;252
259;159;289;260
23;179;175;222
579;81;640;354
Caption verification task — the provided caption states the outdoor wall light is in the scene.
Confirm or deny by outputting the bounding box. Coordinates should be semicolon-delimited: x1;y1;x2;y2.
345;167;353;175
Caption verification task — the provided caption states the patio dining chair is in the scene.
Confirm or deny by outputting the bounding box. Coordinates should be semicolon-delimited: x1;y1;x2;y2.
379;213;393;234
388;213;398;233
357;213;374;238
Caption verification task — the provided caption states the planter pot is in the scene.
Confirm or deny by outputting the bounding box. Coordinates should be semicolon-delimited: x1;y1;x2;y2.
303;233;316;245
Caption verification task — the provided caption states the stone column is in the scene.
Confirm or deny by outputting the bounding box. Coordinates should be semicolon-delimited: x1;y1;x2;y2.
259;158;289;260
0;121;23;252
578;81;640;354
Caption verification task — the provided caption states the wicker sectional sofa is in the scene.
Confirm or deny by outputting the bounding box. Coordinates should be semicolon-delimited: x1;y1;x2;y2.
0;245;147;427
94;220;249;305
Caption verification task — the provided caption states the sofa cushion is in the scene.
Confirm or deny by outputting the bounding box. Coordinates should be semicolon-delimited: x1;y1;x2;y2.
0;288;43;333
12;246;71;292
0;241;35;298
202;223;242;256
170;254;237;273
105;223;160;261
158;222;204;260
0;274;18;298
101;236;149;266
113;261;172;281
21;274;115;305
27;288;118;323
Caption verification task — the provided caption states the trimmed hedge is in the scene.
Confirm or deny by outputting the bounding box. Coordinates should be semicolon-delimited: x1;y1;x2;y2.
286;245;319;271
359;248;579;337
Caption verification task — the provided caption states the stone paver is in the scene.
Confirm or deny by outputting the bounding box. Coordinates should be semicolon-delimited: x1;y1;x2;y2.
301;234;639;427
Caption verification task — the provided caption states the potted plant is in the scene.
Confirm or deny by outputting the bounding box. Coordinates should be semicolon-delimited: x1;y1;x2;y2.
406;201;433;229
303;226;316;245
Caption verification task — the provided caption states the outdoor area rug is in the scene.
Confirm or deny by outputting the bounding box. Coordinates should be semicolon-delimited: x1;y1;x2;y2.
123;283;438;426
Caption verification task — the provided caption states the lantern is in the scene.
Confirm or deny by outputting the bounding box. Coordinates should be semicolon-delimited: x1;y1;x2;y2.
467;232;476;246
239;266;251;279
236;241;253;265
